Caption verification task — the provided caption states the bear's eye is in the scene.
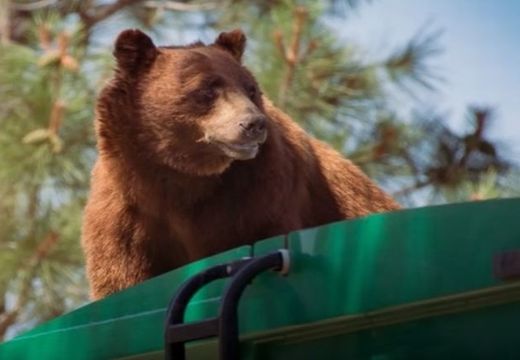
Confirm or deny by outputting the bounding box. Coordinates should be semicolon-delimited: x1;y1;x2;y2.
246;84;257;100
192;77;222;104
196;88;217;103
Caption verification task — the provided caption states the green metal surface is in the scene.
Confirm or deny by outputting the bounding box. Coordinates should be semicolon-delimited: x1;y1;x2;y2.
1;198;520;359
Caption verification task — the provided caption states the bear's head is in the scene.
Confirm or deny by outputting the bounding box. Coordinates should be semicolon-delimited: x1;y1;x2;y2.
103;29;269;176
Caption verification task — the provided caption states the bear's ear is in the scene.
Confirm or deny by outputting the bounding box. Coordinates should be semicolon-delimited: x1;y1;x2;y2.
214;29;246;62
113;29;157;72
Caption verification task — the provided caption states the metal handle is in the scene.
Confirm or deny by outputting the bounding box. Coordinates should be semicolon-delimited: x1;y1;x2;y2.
164;250;290;360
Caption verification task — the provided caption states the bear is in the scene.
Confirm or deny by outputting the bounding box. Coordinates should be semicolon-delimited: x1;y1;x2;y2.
81;29;400;299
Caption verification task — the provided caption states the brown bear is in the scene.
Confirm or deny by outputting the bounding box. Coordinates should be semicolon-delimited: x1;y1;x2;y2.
82;29;400;299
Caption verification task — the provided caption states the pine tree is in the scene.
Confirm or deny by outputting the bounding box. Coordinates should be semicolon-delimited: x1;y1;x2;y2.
0;18;99;338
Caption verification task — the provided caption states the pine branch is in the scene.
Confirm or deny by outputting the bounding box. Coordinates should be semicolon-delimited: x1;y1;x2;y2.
458;107;492;168
0;232;59;340
9;0;57;11
392;180;431;198
143;1;220;12
0;0;10;44
274;6;309;106
384;28;442;93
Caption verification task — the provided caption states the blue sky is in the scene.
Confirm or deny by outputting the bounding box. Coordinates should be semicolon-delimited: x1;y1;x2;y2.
337;0;520;158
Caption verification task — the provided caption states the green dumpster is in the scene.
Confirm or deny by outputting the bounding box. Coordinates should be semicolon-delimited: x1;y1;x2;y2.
1;198;520;359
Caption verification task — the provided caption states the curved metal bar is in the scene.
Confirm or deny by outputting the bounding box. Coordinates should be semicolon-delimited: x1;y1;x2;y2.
164;263;230;360
218;251;284;360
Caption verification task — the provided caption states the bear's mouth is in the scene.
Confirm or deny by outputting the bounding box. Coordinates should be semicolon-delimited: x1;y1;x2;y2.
214;141;260;160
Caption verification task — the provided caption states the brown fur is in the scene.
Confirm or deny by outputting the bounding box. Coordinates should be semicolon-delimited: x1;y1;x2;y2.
82;29;400;299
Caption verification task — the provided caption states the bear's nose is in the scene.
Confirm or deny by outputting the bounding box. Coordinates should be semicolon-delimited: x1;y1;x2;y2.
240;115;267;138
